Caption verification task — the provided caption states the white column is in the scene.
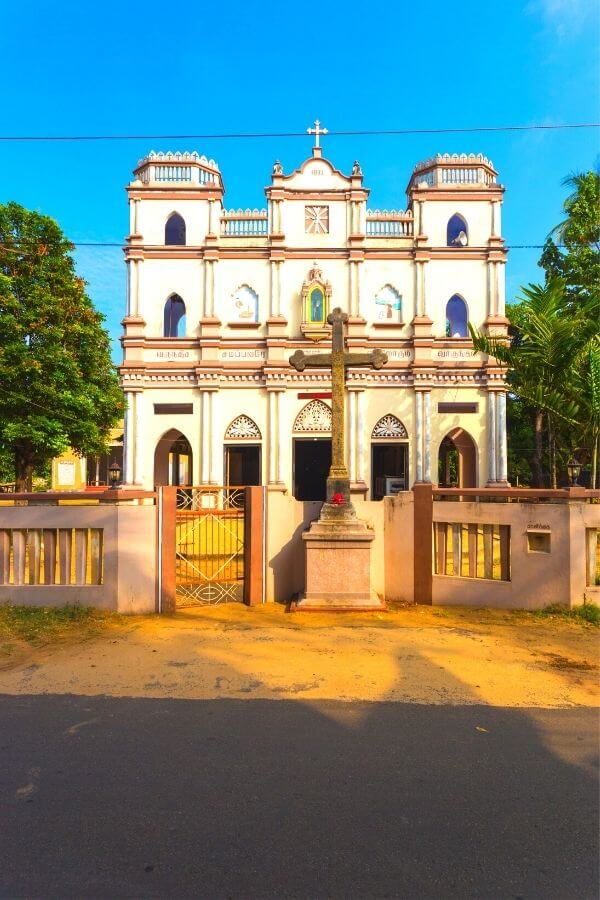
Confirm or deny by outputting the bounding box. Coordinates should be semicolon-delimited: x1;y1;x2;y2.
201;391;211;483
274;262;281;317
125;261;131;316
208;200;217;235
129;260;139;317
497;263;506;317
123;391;134;484
357;390;365;484
203;261;214;318
487;261;494;318
424;391;432;482
491;200;501;237
129;200;135;236
268;391;277;483
277;390;285;484
415;391;423;482
134;392;145;486
487;391;497;483
349;390;357;481
497;391;508;482
209;390;219;484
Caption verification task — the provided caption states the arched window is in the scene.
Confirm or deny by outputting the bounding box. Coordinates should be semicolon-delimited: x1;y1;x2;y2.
163;294;186;337
447;214;468;247
306;285;326;325
374;285;402;322
445;294;468;338
165;213;186;246
229;285;259;323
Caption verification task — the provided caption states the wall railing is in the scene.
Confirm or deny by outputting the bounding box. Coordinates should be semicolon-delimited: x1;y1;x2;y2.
221;210;268;236
0;527;104;586
366;211;413;237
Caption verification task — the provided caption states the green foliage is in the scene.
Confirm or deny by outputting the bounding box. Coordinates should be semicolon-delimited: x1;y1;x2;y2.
471;169;600;487
532;602;600;627
0;202;123;489
540;171;600;303
0;603;120;646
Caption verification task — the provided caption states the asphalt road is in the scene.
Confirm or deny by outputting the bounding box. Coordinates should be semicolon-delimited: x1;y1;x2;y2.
0;695;598;899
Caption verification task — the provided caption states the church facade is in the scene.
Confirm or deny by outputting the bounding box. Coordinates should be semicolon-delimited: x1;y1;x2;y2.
120;127;509;499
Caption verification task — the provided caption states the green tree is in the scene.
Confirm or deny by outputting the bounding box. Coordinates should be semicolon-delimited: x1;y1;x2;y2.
470;278;590;488
540;170;600;303
0;202;123;491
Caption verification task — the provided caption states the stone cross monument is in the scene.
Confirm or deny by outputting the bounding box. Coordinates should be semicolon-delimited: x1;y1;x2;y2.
289;307;388;609
290;307;387;520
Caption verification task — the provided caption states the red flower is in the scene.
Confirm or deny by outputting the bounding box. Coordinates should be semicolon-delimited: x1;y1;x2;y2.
331;492;345;506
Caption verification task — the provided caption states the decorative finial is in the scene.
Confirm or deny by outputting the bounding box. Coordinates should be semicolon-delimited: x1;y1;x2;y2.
352;160;362;176
307;119;328;149
272;160;283;176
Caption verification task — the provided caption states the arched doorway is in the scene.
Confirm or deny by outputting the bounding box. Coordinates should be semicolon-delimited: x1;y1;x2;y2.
371;414;409;499
223;415;262;486
292;400;332;500
154;429;193;486
438;428;477;488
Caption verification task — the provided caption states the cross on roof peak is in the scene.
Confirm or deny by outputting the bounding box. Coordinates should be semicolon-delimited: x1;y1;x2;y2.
307;119;328;149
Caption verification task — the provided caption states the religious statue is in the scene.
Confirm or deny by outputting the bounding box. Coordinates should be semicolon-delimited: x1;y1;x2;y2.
352;160;363;176
272;160;283;176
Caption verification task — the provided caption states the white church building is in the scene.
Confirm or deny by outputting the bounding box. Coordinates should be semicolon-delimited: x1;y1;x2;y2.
120;124;509;500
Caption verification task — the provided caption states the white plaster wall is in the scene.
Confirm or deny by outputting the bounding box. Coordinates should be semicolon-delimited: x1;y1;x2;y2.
135;198;212;245
361;259;415;326
139;259;202;335
427;259;488;333
283;199;348;248
421;199;493;247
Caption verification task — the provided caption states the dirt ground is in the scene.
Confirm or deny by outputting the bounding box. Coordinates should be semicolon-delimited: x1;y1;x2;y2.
0;603;598;708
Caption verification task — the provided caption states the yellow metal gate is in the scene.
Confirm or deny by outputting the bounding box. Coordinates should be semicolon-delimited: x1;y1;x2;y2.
175;487;245;607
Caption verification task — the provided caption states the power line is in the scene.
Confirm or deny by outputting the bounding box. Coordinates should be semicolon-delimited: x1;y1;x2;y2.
0;241;563;250
0;123;598;142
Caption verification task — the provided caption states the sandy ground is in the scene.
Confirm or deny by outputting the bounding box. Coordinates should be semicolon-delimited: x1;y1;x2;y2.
0;603;598;708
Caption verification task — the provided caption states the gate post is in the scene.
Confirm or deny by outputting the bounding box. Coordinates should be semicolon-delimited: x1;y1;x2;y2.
244;486;265;606
158;485;177;614
413;482;433;605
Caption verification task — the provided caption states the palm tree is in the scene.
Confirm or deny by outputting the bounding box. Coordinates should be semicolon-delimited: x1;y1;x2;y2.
470;278;588;487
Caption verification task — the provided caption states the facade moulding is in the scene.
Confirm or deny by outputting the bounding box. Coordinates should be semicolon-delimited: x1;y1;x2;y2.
126;189;223;201
409;188;505;202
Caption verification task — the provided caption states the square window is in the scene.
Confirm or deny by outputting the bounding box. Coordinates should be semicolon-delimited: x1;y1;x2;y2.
305;206;329;234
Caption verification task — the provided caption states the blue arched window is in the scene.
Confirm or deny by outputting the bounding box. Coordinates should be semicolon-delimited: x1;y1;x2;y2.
165;213;186;246
447;214;468;247
445;295;468;337
164;294;186;337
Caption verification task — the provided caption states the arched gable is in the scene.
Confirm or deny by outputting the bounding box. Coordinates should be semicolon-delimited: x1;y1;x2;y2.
224;415;261;440
293;400;332;433
371;415;408;439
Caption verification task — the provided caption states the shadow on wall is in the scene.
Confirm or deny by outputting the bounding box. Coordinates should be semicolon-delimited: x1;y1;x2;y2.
269;500;322;603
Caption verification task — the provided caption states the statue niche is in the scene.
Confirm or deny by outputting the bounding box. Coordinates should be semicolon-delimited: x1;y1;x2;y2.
300;264;332;342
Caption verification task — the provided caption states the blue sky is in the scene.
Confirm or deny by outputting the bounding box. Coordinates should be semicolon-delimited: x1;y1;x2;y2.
1;0;598;360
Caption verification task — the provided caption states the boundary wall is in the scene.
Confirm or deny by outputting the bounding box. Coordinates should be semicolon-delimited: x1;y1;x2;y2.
0;487;598;612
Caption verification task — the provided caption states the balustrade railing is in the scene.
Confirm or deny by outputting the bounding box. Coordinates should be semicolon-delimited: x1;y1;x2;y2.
137;165;218;185
366;211;413;236
221;210;268;236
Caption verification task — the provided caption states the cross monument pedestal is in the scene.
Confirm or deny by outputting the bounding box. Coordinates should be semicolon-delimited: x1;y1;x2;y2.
289;308;387;610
